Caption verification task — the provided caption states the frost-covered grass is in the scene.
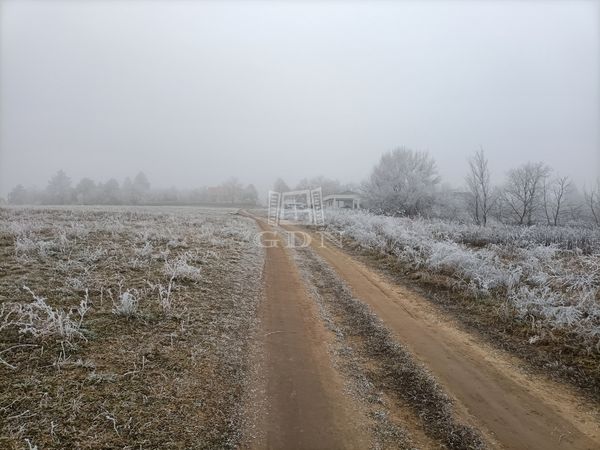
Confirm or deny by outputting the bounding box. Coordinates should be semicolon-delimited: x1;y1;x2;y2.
0;206;263;449
0;286;88;347
324;210;600;352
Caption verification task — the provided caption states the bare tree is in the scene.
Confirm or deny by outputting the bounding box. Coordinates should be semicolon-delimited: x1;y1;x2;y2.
503;162;550;225
584;180;600;226
296;176;342;196
542;175;572;226
222;177;243;203
466;148;495;226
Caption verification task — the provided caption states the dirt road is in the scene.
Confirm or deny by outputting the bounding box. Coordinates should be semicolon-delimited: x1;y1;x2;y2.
300;227;600;450
248;219;369;449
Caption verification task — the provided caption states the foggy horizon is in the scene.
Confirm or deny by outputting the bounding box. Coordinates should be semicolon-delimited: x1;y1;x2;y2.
3;3;600;448
1;0;599;197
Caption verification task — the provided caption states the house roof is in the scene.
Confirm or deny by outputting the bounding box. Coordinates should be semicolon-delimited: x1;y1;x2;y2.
323;191;361;200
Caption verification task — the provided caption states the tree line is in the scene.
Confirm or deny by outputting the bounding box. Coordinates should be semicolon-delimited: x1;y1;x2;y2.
7;171;259;206
362;147;600;227
6;150;600;227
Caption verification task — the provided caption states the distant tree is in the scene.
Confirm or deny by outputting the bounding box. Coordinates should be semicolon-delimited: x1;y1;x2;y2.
542;175;572;226
363;147;440;216
133;172;150;191
503;162;550;225
8;184;28;205
75;178;97;204
432;186;471;222
584;179;600;226
120;177;134;204
189;187;208;203
243;184;259;205
564;186;585;224
46;170;73;204
273;178;291;193
132;172;150;204
222;177;243;203
101;178;121;204
466;148;495;226
156;186;179;203
296;178;310;190
296;176;342;196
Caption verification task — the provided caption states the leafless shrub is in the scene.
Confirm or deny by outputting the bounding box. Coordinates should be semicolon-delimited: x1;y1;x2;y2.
112;290;138;317
164;253;201;281
147;275;177;314
135;241;154;258
0;287;88;343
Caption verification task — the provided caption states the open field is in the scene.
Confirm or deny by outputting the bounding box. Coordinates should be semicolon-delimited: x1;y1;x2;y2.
2;206;600;449
0;206;263;449
3;1;598;448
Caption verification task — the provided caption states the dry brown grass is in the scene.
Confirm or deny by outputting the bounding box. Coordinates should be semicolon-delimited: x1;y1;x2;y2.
0;206;263;449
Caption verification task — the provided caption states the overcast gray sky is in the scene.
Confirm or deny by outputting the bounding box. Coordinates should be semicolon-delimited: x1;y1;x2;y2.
1;0;598;196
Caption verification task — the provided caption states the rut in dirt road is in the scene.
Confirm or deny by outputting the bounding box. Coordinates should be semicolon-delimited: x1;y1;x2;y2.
292;226;600;450
248;218;369;450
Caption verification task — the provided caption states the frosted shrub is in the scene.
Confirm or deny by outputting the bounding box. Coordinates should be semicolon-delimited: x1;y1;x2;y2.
14;231;73;258
216;220;256;243
79;245;107;264
14;236;38;257
65;276;86;290
113;290;138;317
65;221;89;239
56;229;70;253
324;209;600;342
0;287;87;342
14;236;55;258
164;253;201;281
136;241;154;258
167;238;188;249
148;277;176;314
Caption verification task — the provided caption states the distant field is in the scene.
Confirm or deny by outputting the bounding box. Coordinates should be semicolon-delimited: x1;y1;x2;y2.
0;206;263;449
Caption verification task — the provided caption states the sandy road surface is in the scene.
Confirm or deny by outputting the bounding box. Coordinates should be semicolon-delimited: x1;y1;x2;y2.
295;226;600;450
247;218;369;449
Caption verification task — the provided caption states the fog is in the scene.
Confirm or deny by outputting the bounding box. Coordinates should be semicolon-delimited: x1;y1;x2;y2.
1;0;599;197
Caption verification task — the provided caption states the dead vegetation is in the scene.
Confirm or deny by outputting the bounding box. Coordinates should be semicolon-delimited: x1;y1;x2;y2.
0;206;263;449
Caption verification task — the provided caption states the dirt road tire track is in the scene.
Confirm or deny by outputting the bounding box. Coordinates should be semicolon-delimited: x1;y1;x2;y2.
247;218;369;449
296;226;600;450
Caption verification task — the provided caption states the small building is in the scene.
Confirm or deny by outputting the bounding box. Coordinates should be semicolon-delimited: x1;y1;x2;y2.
323;191;361;209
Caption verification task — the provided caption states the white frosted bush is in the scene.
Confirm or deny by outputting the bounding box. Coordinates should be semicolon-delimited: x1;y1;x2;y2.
113;290;138;317
324;209;600;342
0;287;88;342
148;277;176;314
164;253;201;281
